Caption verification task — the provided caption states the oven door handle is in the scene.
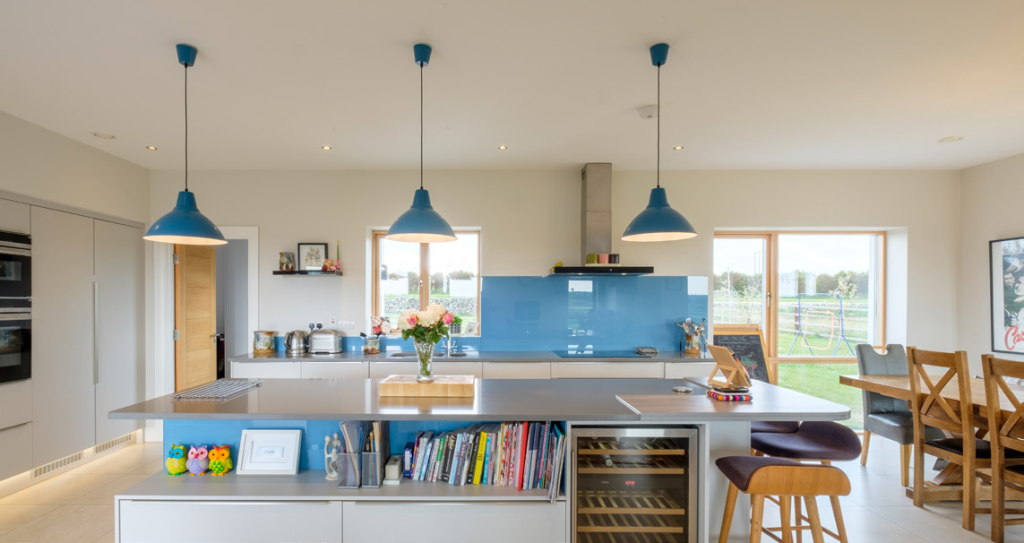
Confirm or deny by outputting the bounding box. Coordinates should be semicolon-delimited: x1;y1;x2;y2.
0;247;31;258
0;313;31;321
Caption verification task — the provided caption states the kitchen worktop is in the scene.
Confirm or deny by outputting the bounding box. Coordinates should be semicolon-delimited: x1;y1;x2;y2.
109;377;848;423
228;350;712;363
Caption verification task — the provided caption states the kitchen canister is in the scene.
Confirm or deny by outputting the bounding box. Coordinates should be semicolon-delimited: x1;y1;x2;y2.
253;331;276;354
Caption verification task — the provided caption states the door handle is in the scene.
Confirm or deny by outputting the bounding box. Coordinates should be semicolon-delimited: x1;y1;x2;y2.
93;280;99;385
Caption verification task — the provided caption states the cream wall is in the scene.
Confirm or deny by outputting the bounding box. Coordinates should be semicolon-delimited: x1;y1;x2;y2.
0;110;149;223
149;170;581;335
151;168;961;353
959;152;1024;372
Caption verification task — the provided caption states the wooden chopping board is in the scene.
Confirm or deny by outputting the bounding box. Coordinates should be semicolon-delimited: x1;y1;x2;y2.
379;374;475;397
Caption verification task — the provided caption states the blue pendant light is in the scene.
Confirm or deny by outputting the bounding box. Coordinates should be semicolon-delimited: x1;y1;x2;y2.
386;44;457;244
144;44;226;246
622;43;697;243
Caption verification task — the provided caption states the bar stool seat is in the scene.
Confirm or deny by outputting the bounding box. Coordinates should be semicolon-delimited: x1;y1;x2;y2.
751;420;800;434
751;421;862;461
716;455;851;543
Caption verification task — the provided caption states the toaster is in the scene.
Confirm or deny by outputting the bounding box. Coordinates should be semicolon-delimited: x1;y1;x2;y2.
308;330;342;354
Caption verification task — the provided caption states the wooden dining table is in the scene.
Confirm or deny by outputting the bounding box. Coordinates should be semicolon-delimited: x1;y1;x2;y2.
840;374;1024;503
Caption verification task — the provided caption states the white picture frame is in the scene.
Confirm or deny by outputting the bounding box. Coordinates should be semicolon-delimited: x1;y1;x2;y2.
237;429;302;475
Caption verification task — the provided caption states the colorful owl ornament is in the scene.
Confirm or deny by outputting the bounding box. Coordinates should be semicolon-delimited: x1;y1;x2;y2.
208;445;233;476
165;444;187;476
186;445;209;476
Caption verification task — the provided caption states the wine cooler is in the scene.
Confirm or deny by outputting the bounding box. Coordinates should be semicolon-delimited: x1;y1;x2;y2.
572;427;697;543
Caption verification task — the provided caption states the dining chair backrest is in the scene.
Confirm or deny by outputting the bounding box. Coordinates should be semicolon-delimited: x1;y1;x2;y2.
982;354;1024;456
856;344;910;415
906;347;974;438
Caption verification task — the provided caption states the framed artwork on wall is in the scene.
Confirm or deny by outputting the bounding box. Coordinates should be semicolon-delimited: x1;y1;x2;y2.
237;429;302;475
297;243;328;271
990;236;1024;354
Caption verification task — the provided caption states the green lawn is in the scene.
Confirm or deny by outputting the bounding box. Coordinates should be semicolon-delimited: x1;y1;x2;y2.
777;363;862;429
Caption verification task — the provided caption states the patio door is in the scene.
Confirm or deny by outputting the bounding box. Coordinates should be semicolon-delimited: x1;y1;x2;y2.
712;234;773;355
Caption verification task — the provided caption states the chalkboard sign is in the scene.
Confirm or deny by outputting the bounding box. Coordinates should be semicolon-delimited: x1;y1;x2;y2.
712;325;770;384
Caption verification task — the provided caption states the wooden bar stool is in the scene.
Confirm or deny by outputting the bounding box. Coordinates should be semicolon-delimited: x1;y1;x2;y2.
717;456;851;543
750;421;862;542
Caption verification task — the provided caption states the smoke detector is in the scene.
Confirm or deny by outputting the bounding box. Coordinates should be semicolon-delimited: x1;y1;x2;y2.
638;105;658;119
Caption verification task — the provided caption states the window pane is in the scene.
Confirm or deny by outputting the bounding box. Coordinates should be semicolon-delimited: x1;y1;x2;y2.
428;232;480;333
378;237;421;324
777;234;880;356
712;238;766;328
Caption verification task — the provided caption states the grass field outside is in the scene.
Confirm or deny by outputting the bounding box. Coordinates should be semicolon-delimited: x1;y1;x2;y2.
776;363;862;429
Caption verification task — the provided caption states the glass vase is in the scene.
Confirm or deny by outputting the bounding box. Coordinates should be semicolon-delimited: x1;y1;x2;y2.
413;338;435;382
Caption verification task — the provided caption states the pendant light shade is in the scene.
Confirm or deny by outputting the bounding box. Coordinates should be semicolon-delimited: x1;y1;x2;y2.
144;43;226;246
621;43;697;243
386;43;457;243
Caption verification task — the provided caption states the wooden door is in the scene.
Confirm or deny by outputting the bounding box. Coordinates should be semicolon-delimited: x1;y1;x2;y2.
175;245;217;392
94;220;143;442
30;207;95;465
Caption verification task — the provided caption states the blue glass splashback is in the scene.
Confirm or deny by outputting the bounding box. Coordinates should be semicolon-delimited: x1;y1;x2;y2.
480;276;708;351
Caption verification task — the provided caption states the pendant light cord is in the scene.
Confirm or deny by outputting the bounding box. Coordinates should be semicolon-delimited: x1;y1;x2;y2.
184;64;189;192
656;63;661;189
420;64;424;190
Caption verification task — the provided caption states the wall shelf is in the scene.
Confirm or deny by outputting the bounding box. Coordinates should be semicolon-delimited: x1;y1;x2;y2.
272;270;343;276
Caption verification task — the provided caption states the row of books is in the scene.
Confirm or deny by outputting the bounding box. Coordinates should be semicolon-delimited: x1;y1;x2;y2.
402;422;566;498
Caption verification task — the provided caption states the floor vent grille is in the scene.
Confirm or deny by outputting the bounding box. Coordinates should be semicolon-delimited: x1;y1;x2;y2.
95;433;134;454
32;451;83;478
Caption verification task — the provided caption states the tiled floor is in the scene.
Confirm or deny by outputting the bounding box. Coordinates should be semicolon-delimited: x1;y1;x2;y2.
0;438;1022;542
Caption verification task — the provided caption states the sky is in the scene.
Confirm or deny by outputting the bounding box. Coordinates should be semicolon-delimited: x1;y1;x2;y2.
715;235;873;276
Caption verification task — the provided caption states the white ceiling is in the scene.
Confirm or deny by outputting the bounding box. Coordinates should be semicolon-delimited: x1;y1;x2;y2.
2;1;1024;172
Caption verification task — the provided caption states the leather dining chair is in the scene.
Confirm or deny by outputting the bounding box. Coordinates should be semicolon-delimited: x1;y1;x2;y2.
856;344;941;487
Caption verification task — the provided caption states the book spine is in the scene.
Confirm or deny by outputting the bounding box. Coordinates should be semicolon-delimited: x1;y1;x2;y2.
473;431;488;485
441;433;458;483
431;435;446;482
403;442;413;479
466;431;479;484
518;422;529;491
538;422;549;488
460;433;474;485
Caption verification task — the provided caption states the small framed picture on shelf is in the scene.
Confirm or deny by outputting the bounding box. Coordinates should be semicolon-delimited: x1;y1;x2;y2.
297;243;328;271
238;429;302;475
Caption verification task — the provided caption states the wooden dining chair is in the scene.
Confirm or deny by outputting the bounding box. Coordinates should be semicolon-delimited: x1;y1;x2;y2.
981;354;1024;543
906;346;986;531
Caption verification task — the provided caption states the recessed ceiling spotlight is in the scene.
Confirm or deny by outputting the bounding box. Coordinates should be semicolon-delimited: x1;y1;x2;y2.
938;136;964;144
322;145;332;150
673;146;683;150
91;132;116;140
146;146;158;151
498;145;508;150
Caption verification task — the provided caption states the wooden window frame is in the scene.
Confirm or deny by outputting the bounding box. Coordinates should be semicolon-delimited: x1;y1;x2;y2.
370;230;482;332
714;230;887;361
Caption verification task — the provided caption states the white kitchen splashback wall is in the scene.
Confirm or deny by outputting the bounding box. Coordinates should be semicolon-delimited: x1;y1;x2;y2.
151;168;960;355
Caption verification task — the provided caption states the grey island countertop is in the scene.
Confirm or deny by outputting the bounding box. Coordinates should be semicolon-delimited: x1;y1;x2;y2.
228;350;713;363
109;377;848;423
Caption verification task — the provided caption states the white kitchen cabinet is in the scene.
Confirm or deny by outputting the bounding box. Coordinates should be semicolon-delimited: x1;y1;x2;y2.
119;500;342;543
665;362;716;379
342;501;565;543
0;423;32;480
0;380;31;430
94;220;143;444
0;198;29;233
31;207;95;466
550;362;665;379
369;361;482;379
482;362;551;379
231;361;302;379
301;362;369;379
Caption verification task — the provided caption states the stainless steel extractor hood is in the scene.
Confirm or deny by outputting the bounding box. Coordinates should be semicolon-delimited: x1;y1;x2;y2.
549;163;653;276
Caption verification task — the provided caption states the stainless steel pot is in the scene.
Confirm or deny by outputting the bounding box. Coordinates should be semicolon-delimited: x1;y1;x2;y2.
284;330;308;354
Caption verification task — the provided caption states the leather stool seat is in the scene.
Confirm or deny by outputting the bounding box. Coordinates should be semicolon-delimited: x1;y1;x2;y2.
751;421;861;461
751;420;800;434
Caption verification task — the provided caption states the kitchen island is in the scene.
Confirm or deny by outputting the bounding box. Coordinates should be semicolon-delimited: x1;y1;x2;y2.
111;378;848;543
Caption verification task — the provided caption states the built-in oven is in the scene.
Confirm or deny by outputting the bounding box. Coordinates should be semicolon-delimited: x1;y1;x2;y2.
0;231;31;310
0;313;30;384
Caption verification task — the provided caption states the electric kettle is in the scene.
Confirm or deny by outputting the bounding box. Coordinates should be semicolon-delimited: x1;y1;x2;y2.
284;330;308;354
